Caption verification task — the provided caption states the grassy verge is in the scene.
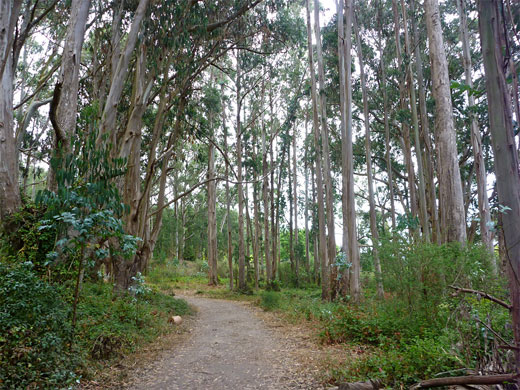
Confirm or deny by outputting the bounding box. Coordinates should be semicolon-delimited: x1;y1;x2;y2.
76;280;191;379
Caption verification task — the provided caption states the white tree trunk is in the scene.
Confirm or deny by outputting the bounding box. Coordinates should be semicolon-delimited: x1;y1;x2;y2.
424;0;467;243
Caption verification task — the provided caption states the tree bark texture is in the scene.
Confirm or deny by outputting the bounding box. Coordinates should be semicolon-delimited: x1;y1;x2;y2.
0;0;22;221
479;0;520;377
425;0;467;244
457;0;493;256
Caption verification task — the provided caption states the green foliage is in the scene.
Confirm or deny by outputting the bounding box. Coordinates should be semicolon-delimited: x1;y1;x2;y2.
76;282;190;362
243;238;504;388
340;335;460;386
265;279;282;291
379;239;495;323
0;262;77;389
0;259;191;388
36;130;137;267
0;203;57;276
260;291;281;311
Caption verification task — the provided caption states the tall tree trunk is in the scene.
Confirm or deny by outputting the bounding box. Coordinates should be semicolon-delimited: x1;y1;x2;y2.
307;0;330;301
377;1;396;231
410;0;440;243
222;89;234;290
293;124;299;285
253;174;260;290
392;0;419;233
261;78;272;283
270;82;278;280
304;114;311;282
48;0;91;190
457;0;493;257
180;200;185;263
314;0;337;299
400;0;430;241
207;137;218;286
245;181;252;265
479;0;520;378
425;0;467;244
339;0;361;300
236;53;246;291
312;159;319;284
252;132;260;290
289;137;295;273
0;0;22;221
96;0;150;148
337;0;350;295
354;11;383;299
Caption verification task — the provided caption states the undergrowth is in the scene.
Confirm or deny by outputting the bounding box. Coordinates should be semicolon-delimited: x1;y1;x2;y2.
0;205;191;389
148;240;510;388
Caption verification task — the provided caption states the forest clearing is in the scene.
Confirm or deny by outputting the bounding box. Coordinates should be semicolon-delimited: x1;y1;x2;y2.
1;0;520;389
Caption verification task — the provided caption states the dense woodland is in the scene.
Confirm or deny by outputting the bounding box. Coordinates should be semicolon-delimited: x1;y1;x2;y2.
1;0;520;388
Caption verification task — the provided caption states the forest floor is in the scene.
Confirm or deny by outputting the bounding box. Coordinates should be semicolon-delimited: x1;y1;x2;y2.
123;293;334;389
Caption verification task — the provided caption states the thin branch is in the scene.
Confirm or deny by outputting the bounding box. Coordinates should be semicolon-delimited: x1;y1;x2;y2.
410;373;518;389
188;0;263;33
474;317;514;348
148;170;276;219
449;285;512;311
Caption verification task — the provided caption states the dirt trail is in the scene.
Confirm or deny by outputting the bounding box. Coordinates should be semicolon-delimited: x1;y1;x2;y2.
126;295;325;390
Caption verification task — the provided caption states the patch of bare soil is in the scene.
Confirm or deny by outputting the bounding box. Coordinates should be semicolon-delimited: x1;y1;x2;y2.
123;295;331;389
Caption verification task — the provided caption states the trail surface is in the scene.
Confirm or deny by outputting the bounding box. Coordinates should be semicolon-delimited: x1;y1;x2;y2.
126;295;324;390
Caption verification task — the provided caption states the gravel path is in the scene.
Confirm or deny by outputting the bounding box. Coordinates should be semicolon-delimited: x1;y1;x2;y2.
126;295;324;390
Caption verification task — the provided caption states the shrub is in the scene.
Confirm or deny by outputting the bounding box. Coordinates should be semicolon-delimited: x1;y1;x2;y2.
0;204;57;278
344;335;460;387
260;291;281;311
0;262;77;389
379;240;496;324
76;281;190;361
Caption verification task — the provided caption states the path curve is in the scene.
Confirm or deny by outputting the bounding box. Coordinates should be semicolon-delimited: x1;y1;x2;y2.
126;295;323;390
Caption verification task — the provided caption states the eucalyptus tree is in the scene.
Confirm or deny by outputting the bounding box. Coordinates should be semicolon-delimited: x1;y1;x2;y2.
353;8;383;298
479;0;520;374
1;0;60;220
410;0;440;243
306;0;330;300
400;0;429;241
0;0;22;221
424;0;467;244
47;0;91;190
457;0;493;256
235;51;246;290
314;0;337;300
86;0;286;290
205;76;220;286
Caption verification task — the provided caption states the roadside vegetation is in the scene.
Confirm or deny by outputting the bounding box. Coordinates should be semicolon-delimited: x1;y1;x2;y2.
148;238;509;389
0;206;190;389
